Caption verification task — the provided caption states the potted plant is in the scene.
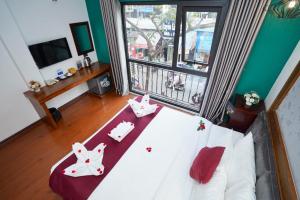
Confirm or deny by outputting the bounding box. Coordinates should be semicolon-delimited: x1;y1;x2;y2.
243;91;260;107
29;80;42;92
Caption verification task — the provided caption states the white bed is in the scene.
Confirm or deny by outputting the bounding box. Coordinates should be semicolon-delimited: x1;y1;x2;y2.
51;105;244;200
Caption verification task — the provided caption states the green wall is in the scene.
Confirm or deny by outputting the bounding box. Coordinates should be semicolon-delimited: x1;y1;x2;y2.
86;0;300;98
85;0;110;63
235;14;300;98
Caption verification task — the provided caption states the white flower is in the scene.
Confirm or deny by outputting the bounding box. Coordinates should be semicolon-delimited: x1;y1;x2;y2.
250;98;254;103
252;93;259;98
244;94;251;98
246;97;250;102
246;101;252;106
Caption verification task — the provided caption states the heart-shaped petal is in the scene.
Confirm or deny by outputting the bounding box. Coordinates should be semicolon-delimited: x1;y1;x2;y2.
146;147;152;152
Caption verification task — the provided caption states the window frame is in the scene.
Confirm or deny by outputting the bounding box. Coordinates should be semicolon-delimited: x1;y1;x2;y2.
121;0;229;112
122;3;178;68
181;7;222;67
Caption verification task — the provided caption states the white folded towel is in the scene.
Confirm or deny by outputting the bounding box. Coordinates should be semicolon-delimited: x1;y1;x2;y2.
108;121;135;142
128;94;158;118
63;142;106;177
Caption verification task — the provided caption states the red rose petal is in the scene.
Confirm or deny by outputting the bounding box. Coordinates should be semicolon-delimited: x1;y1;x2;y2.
85;159;90;163
98;149;101;153
146;147;152;152
71;170;76;173
78;149;81;153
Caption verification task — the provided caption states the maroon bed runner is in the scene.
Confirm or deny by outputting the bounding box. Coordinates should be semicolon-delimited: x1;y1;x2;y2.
49;97;162;200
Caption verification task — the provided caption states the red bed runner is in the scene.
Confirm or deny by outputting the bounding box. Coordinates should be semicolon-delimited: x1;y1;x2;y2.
49;97;162;200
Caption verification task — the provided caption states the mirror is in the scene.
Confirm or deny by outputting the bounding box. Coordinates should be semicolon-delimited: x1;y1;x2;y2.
70;21;94;56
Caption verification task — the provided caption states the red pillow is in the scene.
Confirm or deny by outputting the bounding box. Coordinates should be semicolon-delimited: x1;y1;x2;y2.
190;146;225;184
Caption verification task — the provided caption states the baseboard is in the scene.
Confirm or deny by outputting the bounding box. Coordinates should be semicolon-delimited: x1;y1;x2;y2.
0;119;43;147
58;91;89;111
0;91;91;147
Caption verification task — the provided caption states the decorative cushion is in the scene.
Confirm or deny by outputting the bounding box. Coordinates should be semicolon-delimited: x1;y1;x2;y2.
190;146;225;184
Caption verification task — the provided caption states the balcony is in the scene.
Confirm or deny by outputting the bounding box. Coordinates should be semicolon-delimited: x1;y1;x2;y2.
128;62;207;112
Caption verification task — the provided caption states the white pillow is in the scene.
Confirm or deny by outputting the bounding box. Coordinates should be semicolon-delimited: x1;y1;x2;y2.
190;166;227;200
225;180;256;200
207;126;234;147
206;126;234;167
225;132;256;200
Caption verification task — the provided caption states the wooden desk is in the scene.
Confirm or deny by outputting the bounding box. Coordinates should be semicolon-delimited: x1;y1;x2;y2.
24;62;110;127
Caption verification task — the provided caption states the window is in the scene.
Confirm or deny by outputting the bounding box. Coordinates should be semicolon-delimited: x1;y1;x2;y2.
182;10;218;65
122;1;229;112
124;5;176;65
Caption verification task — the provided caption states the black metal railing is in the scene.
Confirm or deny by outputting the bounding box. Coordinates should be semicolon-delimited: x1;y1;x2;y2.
128;62;207;112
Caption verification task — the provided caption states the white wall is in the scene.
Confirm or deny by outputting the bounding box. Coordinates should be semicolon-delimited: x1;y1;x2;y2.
0;0;45;86
0;38;40;142
0;0;96;141
265;41;300;110
5;0;97;108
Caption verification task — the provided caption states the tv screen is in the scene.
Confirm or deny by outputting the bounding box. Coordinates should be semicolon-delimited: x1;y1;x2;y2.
29;38;72;69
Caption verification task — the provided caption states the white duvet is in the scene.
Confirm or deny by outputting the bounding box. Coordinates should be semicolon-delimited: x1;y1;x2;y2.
51;106;244;200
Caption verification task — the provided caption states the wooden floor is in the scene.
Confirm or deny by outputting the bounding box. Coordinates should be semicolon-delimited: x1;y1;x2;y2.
0;91;133;199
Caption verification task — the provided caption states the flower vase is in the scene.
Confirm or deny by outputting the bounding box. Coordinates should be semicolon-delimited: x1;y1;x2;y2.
244;104;251;109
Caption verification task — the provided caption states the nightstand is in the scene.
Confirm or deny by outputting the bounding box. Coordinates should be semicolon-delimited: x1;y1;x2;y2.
225;94;265;133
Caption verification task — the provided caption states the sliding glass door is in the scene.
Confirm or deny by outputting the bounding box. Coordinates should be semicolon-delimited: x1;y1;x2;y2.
121;1;229;112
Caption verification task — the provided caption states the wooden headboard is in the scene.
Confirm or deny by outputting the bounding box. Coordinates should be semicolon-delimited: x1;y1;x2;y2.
267;63;300;200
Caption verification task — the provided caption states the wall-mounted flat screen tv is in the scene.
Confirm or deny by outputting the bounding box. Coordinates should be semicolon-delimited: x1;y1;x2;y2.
28;38;72;69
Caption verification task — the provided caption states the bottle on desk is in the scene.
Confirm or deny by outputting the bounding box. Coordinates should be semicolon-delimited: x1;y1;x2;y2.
83;54;92;67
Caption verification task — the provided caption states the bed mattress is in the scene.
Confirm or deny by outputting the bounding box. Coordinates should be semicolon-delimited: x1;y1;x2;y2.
50;103;243;200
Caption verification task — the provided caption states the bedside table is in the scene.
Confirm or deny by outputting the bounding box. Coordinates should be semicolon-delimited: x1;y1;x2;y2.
225;94;265;133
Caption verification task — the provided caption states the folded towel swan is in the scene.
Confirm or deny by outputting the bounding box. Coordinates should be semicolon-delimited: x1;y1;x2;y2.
63;142;106;177
128;94;158;118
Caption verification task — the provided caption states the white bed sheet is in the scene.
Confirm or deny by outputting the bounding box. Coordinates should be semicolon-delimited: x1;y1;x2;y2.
153;111;243;200
51;106;244;200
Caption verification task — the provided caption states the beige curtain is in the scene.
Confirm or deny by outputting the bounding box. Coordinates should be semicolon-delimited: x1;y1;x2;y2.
200;0;271;121
100;0;128;95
